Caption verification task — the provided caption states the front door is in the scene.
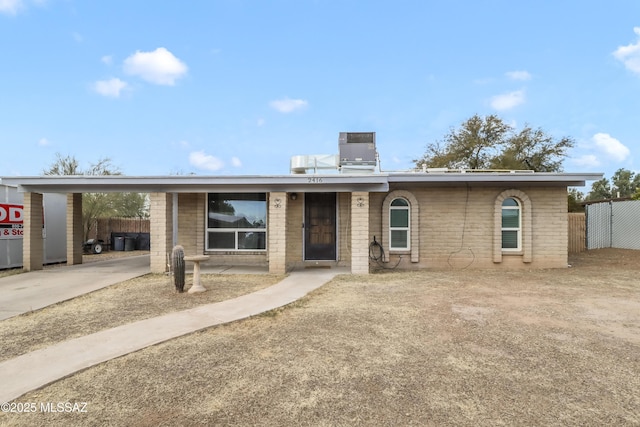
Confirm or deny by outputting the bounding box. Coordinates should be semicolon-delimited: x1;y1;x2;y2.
304;192;337;260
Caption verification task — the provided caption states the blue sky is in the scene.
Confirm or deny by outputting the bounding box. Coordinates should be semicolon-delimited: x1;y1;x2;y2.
1;1;639;188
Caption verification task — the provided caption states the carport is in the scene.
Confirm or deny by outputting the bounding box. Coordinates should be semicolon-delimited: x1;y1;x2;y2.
0;175;388;275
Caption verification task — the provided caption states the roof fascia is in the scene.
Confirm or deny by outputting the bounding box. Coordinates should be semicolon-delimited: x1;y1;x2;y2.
0;175;390;193
387;172;603;187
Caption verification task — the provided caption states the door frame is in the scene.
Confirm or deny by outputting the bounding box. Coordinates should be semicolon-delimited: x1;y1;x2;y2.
303;192;338;261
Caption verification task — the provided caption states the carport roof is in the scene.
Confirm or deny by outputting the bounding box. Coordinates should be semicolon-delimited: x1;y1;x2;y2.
0;171;602;193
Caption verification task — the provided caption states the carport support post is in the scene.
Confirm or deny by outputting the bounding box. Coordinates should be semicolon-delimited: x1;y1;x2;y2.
268;192;287;274
22;192;44;271
351;191;370;274
149;193;173;273
67;193;83;265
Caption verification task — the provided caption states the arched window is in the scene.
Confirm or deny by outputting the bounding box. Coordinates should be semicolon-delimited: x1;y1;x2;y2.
389;198;410;250
501;197;521;251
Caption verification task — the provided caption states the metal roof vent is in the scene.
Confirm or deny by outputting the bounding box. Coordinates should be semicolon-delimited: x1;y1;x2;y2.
339;132;377;173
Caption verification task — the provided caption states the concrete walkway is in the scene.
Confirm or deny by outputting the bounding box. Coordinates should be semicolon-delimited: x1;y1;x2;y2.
0;267;345;403
0;255;150;321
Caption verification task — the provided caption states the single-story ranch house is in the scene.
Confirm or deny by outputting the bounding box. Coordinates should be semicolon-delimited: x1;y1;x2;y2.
0;133;601;274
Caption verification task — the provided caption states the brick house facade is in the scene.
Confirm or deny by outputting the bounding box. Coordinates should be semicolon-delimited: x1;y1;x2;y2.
3;171;600;274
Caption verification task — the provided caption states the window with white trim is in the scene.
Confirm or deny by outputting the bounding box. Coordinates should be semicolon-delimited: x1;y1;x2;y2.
389;198;410;250
206;193;266;251
501;197;521;250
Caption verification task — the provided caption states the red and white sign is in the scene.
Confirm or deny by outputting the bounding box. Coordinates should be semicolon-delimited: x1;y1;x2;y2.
0;203;24;239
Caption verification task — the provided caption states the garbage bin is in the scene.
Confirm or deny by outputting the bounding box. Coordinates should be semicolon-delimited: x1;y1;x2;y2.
124;237;136;251
113;236;125;251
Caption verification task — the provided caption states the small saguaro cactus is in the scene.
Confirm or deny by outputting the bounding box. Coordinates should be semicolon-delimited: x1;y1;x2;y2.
172;245;186;293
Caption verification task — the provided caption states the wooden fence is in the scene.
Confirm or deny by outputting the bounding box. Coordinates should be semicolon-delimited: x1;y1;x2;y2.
88;217;150;245
568;213;586;254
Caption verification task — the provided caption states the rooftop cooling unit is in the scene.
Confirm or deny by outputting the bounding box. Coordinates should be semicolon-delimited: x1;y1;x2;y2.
338;132;377;170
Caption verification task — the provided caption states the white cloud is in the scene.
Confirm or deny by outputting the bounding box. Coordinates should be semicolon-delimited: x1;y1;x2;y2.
38;137;50;147
189;151;224;171
506;70;532;81
592;133;630;162
572;154;600;168
613;27;640;75
269;97;308;113
0;0;23;15
93;78;128;98
101;55;113;66
490;89;525;111
123;47;188;86
231;157;242;167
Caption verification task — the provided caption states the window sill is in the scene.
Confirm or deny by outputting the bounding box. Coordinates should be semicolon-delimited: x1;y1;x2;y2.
205;250;266;255
389;250;411;255
502;251;523;256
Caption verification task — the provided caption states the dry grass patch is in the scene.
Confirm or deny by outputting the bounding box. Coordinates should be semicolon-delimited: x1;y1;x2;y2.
0;273;282;362
1;249;640;426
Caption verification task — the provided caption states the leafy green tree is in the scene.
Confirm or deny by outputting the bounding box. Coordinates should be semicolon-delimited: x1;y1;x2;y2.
111;192;150;218
43;153;149;239
611;168;640;198
586;168;640;201
568;188;585;213
414;114;574;172
586;178;612;201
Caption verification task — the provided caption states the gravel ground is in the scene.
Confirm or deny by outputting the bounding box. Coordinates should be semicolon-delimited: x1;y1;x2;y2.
1;248;639;426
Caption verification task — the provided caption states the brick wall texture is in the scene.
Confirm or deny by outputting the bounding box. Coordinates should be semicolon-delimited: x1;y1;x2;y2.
369;185;568;269
148;185;568;273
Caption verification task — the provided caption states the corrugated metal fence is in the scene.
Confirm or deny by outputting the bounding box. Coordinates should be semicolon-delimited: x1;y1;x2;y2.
586;200;640;250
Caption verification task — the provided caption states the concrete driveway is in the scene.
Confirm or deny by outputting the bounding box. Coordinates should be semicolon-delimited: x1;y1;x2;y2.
0;255;150;321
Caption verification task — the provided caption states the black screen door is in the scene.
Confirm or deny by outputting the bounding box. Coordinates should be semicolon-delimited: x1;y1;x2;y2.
304;193;337;260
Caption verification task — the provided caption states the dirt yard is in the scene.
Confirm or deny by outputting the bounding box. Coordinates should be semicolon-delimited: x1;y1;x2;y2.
1;249;639;426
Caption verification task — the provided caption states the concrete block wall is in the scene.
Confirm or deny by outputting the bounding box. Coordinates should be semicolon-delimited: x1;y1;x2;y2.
66;193;83;265
286;193;303;265
350;192;370;274
370;185;569;269
149;193;173;273
285;192;352;269
337;192;351;266
268;192;287;274
194;193;267;268
526;186;568;267
22;192;44;271
176;193;203;256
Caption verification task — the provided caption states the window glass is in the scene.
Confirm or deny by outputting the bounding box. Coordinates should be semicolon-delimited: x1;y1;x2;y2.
389;197;410;250
391;230;408;248
208;193;266;229
238;231;266;250
207;193;267;251
391;198;409;206
390;209;409;227
501;197;521;250
502;231;518;249
207;231;235;250
502;209;519;228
